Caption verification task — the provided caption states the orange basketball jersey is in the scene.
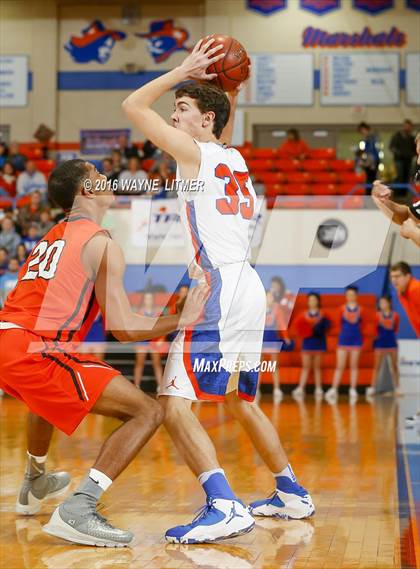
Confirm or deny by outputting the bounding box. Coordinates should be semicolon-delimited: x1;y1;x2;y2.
0;215;106;342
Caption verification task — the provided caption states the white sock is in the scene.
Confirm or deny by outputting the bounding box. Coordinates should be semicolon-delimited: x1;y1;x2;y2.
27;451;47;463
89;468;113;491
273;464;296;482
198;468;225;485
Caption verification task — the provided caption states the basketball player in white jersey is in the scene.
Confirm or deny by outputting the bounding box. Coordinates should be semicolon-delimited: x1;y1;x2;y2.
123;38;314;543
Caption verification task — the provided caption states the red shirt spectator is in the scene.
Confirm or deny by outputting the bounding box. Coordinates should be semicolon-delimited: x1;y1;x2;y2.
390;262;420;338
0;162;17;197
279;128;310;160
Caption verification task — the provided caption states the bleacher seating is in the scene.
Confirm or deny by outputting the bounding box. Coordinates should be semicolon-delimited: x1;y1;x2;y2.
260;293;378;388
235;145;366;207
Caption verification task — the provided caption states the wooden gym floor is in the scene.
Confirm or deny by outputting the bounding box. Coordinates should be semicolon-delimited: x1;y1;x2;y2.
0;395;418;569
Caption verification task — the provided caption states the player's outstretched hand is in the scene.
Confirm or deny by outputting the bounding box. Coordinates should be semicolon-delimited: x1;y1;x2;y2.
178;282;209;328
372;180;392;201
179;38;225;81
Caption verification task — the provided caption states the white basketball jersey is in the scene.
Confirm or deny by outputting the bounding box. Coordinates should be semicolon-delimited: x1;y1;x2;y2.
177;141;257;277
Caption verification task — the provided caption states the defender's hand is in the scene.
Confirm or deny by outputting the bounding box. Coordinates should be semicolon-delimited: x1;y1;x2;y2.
372;180;392;201
178;282;209;328
179;38;225;81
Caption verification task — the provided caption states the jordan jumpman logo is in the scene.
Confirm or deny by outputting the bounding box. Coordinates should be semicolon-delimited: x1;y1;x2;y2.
166;376;179;389
226;501;244;524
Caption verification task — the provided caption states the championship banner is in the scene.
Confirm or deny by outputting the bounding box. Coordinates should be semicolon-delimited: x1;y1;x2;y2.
246;0;287;15
131;197;266;249
300;0;340;15
352;0;394;14
406;0;420;10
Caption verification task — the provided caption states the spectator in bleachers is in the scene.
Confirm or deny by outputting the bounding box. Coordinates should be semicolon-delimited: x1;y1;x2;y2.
23;223;40;254
389;120;416;185
134;292;165;389
0;217;21;257
111;148;125;176
142;139;159;160
325;286;363;405
292;292;331;401
16;160;47;200
0;142;8;169
17;190;43;231
148;171;167;199
8;141;26;172
0;247;9;276
39;209;54;235
356;122;380;191
117;133;140;161
151;151;176;181
0;257;19;307
366;295;400;400
102;157;119;185
0;162;17;198
278;128;310;160
16;243;28;266
118;156;148;193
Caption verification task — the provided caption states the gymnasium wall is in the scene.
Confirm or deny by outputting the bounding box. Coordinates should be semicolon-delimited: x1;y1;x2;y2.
1;0;419;142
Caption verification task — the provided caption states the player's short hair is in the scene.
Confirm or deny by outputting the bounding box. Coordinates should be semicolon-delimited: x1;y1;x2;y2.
346;285;359;293
175;83;230;139
390;261;412;275
48;159;89;212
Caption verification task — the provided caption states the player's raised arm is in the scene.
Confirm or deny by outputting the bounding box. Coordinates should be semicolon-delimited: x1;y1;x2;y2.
83;233;207;342
122;38;225;167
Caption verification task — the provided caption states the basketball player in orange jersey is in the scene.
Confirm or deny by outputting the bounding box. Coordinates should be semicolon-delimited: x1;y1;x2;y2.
123;37;314;544
0;159;206;547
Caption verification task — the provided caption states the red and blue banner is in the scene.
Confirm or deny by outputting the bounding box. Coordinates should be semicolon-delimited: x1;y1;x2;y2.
406;0;420;10
353;0;394;14
300;0;340;15
246;0;287;15
136;20;191;63
65;20;126;64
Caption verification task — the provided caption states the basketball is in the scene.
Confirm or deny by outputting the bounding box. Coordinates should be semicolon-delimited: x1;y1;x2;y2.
205;34;250;92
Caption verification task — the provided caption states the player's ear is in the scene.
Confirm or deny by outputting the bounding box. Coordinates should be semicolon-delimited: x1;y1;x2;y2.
80;178;95;199
202;111;215;128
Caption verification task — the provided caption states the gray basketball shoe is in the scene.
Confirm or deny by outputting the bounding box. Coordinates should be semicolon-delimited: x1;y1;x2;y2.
43;497;134;547
16;460;71;515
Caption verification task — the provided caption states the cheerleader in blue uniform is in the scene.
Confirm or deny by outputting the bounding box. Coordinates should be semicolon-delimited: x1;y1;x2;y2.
366;295;400;399
292;292;330;401
325;286;363;404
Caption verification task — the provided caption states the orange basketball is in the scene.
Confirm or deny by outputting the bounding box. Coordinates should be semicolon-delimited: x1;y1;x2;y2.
205;34;250;92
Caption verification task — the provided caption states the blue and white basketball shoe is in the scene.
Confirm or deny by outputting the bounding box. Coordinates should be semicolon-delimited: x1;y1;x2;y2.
249;479;315;520
165;497;255;544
